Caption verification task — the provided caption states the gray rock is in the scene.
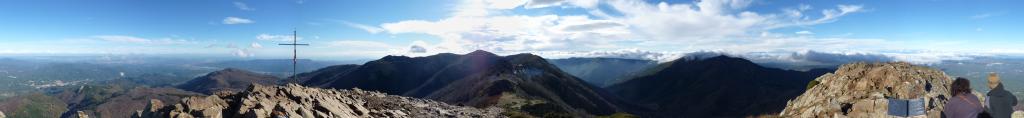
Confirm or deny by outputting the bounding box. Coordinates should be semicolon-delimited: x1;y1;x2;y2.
138;84;504;118
781;62;952;117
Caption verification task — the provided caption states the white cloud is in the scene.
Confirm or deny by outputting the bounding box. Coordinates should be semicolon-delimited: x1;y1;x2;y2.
314;40;404;58
525;0;564;8
233;2;255;11
371;0;909;63
256;34;301;42
327;40;399;49
92;35;191;45
381;14;631;54
970;12;1000;20
250;42;263;48
526;49;685;62
233;49;254;58
795;31;814;35
379;0;870;56
94;35;148;43
489;0;528;9
223;17;254;24
342;21;384;34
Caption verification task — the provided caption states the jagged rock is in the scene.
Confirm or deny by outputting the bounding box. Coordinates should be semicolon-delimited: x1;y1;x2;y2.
781;62;952;117
76;111;89;118
140;84;504;118
0;110;6;118
133;99;166;118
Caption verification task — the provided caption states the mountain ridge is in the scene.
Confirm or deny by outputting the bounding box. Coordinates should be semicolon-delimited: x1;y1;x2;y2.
299;50;630;116
608;55;832;117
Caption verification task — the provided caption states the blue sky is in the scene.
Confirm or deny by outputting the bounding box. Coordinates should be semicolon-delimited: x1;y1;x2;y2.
1;0;1022;63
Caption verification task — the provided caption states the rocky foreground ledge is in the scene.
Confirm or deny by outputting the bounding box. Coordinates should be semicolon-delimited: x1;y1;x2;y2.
133;84;504;118
781;62;952;117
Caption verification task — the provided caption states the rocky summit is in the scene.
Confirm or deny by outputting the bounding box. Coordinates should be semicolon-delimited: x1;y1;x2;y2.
780;62;952;117
134;84;504;118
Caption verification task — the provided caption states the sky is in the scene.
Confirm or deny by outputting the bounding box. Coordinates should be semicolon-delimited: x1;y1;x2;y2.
1;0;1022;63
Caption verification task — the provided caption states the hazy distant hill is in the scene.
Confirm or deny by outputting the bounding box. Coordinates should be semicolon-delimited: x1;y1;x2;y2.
176;68;279;94
285;64;359;84
608;55;831;117
0;58;211;99
300;50;630;116
199;59;338;77
57;86;201;118
42;78;202;118
0;93;67;118
549;57;656;87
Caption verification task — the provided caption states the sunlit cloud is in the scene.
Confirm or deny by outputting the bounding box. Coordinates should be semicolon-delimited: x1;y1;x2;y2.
342;21;384;34
223;17;254;24
92;35;192;45
380;0;869;56
233;2;255;11
256;34;301;42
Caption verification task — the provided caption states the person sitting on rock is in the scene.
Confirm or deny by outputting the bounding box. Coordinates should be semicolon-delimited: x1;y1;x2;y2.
986;73;1018;118
944;77;985;118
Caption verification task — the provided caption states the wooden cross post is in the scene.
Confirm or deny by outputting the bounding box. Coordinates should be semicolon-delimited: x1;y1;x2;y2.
278;30;308;79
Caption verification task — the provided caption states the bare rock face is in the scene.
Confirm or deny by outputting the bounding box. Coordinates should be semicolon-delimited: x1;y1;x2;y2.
780;62;953;117
136;84;504;118
76;111;89;118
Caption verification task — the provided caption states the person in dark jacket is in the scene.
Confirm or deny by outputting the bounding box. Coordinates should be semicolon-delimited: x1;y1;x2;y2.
987;73;1018;118
945;78;985;118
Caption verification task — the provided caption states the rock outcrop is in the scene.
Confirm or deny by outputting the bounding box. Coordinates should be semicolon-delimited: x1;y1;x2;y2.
75;111;89;118
780;62;952;117
136;84;504;118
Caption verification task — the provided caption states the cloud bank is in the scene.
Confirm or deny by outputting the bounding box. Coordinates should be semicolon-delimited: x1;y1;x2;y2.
377;0;878;57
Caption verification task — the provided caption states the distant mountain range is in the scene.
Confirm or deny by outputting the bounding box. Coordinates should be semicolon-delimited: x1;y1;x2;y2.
297;50;632;116
549;57;656;87
198;59;339;78
607;55;832;117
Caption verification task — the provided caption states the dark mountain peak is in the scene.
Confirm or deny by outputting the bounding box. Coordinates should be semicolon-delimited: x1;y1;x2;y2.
214;68;247;73
505;53;547;63
205;68;267;77
704;55;756;64
379;55;413;61
670;55;760;69
177;68;278;94
466;50;498;57
609;54;830;117
429;53;460;58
